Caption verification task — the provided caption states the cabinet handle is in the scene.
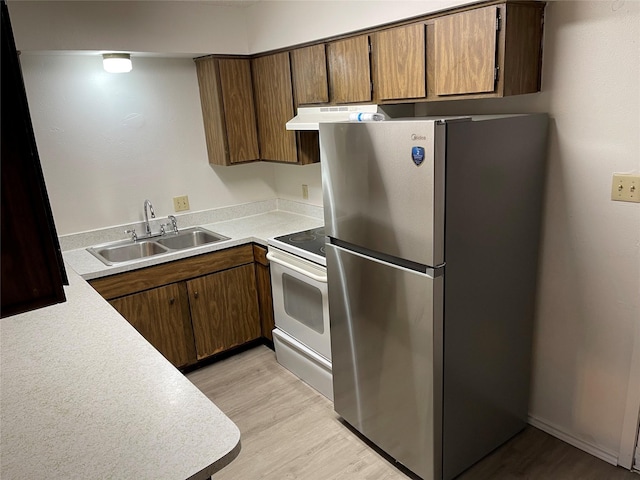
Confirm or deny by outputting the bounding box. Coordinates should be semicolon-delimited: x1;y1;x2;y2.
194;291;199;299
169;298;175;305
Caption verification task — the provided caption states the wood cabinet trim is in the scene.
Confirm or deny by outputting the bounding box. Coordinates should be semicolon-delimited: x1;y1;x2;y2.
252;244;268;266
90;245;255;300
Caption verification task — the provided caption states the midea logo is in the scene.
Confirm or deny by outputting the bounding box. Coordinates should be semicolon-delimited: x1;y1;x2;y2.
411;134;426;140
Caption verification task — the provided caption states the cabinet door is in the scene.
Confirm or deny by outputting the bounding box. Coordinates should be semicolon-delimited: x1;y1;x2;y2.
372;23;426;101
110;283;196;368
252;53;298;163
327;35;371;104
1;1;67;317
218;58;260;163
253;245;275;342
195;58;259;166
188;264;261;359
434;5;498;96
291;44;329;105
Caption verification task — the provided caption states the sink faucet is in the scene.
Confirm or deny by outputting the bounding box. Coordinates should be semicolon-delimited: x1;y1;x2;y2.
143;199;155;235
168;215;179;234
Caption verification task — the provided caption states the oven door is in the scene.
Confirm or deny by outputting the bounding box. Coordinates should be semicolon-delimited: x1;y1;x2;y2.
267;247;330;360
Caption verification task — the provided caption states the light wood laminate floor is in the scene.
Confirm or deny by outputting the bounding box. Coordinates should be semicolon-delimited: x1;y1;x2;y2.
187;345;638;480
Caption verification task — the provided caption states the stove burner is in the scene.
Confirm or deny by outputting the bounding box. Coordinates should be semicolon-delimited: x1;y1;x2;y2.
272;226;327;265
289;232;317;243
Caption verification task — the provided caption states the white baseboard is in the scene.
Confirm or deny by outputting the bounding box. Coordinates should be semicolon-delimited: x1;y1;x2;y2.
528;415;620;466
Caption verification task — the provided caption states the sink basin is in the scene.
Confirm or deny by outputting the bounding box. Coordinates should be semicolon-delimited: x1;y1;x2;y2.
156;227;229;250
86;227;230;266
88;240;169;266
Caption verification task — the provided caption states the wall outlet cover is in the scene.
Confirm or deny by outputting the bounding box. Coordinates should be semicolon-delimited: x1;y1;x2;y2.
173;195;190;212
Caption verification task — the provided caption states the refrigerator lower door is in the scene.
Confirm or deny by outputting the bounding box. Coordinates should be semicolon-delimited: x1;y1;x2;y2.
326;243;443;480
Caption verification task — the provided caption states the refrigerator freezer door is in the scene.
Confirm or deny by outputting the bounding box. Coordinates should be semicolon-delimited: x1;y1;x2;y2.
326;243;443;480
320;120;445;268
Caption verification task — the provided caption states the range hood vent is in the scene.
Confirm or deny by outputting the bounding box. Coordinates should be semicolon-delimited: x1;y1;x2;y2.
286;104;385;131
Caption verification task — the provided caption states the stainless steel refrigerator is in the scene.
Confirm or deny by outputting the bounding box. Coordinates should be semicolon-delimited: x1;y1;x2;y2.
319;114;548;480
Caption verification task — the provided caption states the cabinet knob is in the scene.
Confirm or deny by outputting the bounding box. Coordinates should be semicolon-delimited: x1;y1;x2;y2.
169;298;175;305
194;291;199;299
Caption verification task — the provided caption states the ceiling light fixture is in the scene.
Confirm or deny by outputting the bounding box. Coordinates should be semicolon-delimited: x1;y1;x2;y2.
102;53;132;73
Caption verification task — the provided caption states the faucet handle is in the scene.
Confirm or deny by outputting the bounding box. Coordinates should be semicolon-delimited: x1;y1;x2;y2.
125;228;137;242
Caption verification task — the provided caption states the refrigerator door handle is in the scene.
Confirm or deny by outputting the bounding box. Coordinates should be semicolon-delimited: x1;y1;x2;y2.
329;239;444;278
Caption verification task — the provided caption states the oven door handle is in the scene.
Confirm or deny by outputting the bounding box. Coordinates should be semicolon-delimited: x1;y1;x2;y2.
266;251;328;283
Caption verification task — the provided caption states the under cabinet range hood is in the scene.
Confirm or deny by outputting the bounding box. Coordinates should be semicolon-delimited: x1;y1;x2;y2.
286;104;386;131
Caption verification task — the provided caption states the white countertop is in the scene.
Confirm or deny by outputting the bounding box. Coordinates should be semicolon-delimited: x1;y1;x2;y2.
64;210;323;280
1;207;323;479
0;267;241;479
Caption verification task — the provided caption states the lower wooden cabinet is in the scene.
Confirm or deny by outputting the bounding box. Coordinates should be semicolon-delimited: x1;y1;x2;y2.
109;283;196;368
90;244;271;369
188;264;260;360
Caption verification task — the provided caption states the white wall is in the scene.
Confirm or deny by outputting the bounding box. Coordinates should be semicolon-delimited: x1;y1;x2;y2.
8;1;249;55
20;54;277;234
244;0;471;52
9;0;640;467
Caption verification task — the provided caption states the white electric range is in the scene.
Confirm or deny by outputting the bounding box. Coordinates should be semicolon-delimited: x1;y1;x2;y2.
267;227;332;400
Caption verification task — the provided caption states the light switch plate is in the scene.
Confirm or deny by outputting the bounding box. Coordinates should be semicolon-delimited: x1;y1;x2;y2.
302;184;309;200
173;195;190;212
611;174;640;203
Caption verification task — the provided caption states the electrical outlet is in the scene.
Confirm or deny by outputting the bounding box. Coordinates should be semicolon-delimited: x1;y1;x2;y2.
173;195;190;212
611;174;640;203
302;184;309;200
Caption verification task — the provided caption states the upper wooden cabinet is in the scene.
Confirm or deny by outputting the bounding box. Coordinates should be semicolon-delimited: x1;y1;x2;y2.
430;3;545;99
195;57;259;166
327;35;372;104
252;52;319;165
291;44;329;105
194;1;545;165
252;52;298;163
372;23;426;102
433;6;498;96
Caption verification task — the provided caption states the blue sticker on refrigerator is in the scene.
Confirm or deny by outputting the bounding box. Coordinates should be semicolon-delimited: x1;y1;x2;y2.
411;146;425;166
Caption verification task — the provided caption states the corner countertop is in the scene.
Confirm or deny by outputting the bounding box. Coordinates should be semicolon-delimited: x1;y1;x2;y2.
0;267;241;479
1;206;324;478
64;210;324;280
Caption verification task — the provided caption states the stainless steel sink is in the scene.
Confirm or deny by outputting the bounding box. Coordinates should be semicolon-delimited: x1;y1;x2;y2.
156;227;229;250
88;240;169;266
86;227;230;266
